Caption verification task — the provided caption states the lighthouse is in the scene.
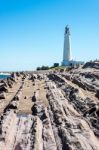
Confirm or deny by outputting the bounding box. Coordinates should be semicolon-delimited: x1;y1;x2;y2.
62;25;72;66
62;25;84;66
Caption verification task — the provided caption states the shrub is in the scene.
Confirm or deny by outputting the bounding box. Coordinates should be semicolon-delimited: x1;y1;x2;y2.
36;66;49;71
53;63;59;67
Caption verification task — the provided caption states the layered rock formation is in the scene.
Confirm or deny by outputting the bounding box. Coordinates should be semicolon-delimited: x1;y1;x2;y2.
0;64;99;150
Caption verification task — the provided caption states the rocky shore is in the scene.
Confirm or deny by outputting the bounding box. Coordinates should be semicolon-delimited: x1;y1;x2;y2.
0;62;99;150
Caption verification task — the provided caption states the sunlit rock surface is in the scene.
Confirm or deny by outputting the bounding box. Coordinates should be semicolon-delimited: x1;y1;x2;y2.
0;63;99;150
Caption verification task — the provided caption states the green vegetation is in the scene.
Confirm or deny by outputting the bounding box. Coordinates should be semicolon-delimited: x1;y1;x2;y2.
36;63;82;71
36;62;80;71
53;63;59;67
36;63;59;71
36;66;49;70
36;65;67;72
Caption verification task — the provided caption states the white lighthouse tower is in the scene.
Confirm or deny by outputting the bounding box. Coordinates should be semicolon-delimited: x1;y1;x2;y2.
62;25;84;66
62;25;72;66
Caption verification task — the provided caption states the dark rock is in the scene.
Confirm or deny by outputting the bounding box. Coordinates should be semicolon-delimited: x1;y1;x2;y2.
95;90;99;99
0;92;6;99
33;83;35;86
16;72;20;77
83;62;99;69
0;80;7;87
24;96;27;99
0;84;8;93
32;95;36;102
72;78;86;90
32;104;38;115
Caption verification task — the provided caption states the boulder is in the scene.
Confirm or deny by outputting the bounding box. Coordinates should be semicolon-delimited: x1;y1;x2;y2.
16;72;20;77
0;84;8;92
0;92;6;99
32;95;36;102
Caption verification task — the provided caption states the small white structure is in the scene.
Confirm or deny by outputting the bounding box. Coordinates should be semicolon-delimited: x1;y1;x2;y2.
62;25;84;66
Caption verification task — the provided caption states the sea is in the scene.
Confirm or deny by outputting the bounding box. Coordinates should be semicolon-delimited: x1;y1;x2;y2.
0;74;10;80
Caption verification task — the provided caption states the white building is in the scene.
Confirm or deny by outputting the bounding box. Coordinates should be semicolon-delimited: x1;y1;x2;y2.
62;25;84;66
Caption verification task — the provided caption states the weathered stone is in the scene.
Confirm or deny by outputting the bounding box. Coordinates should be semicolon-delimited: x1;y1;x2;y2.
96;90;99;99
0;84;8;92
32;95;36;102
0;69;99;150
0;92;6;99
83;61;99;69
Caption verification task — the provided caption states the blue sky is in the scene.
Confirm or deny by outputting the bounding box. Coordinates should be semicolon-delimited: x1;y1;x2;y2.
0;0;99;71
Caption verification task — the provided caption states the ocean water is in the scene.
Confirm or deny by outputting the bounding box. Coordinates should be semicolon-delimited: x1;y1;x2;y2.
0;74;10;79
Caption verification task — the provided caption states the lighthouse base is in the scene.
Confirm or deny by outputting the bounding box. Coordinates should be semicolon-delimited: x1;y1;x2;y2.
62;60;84;67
